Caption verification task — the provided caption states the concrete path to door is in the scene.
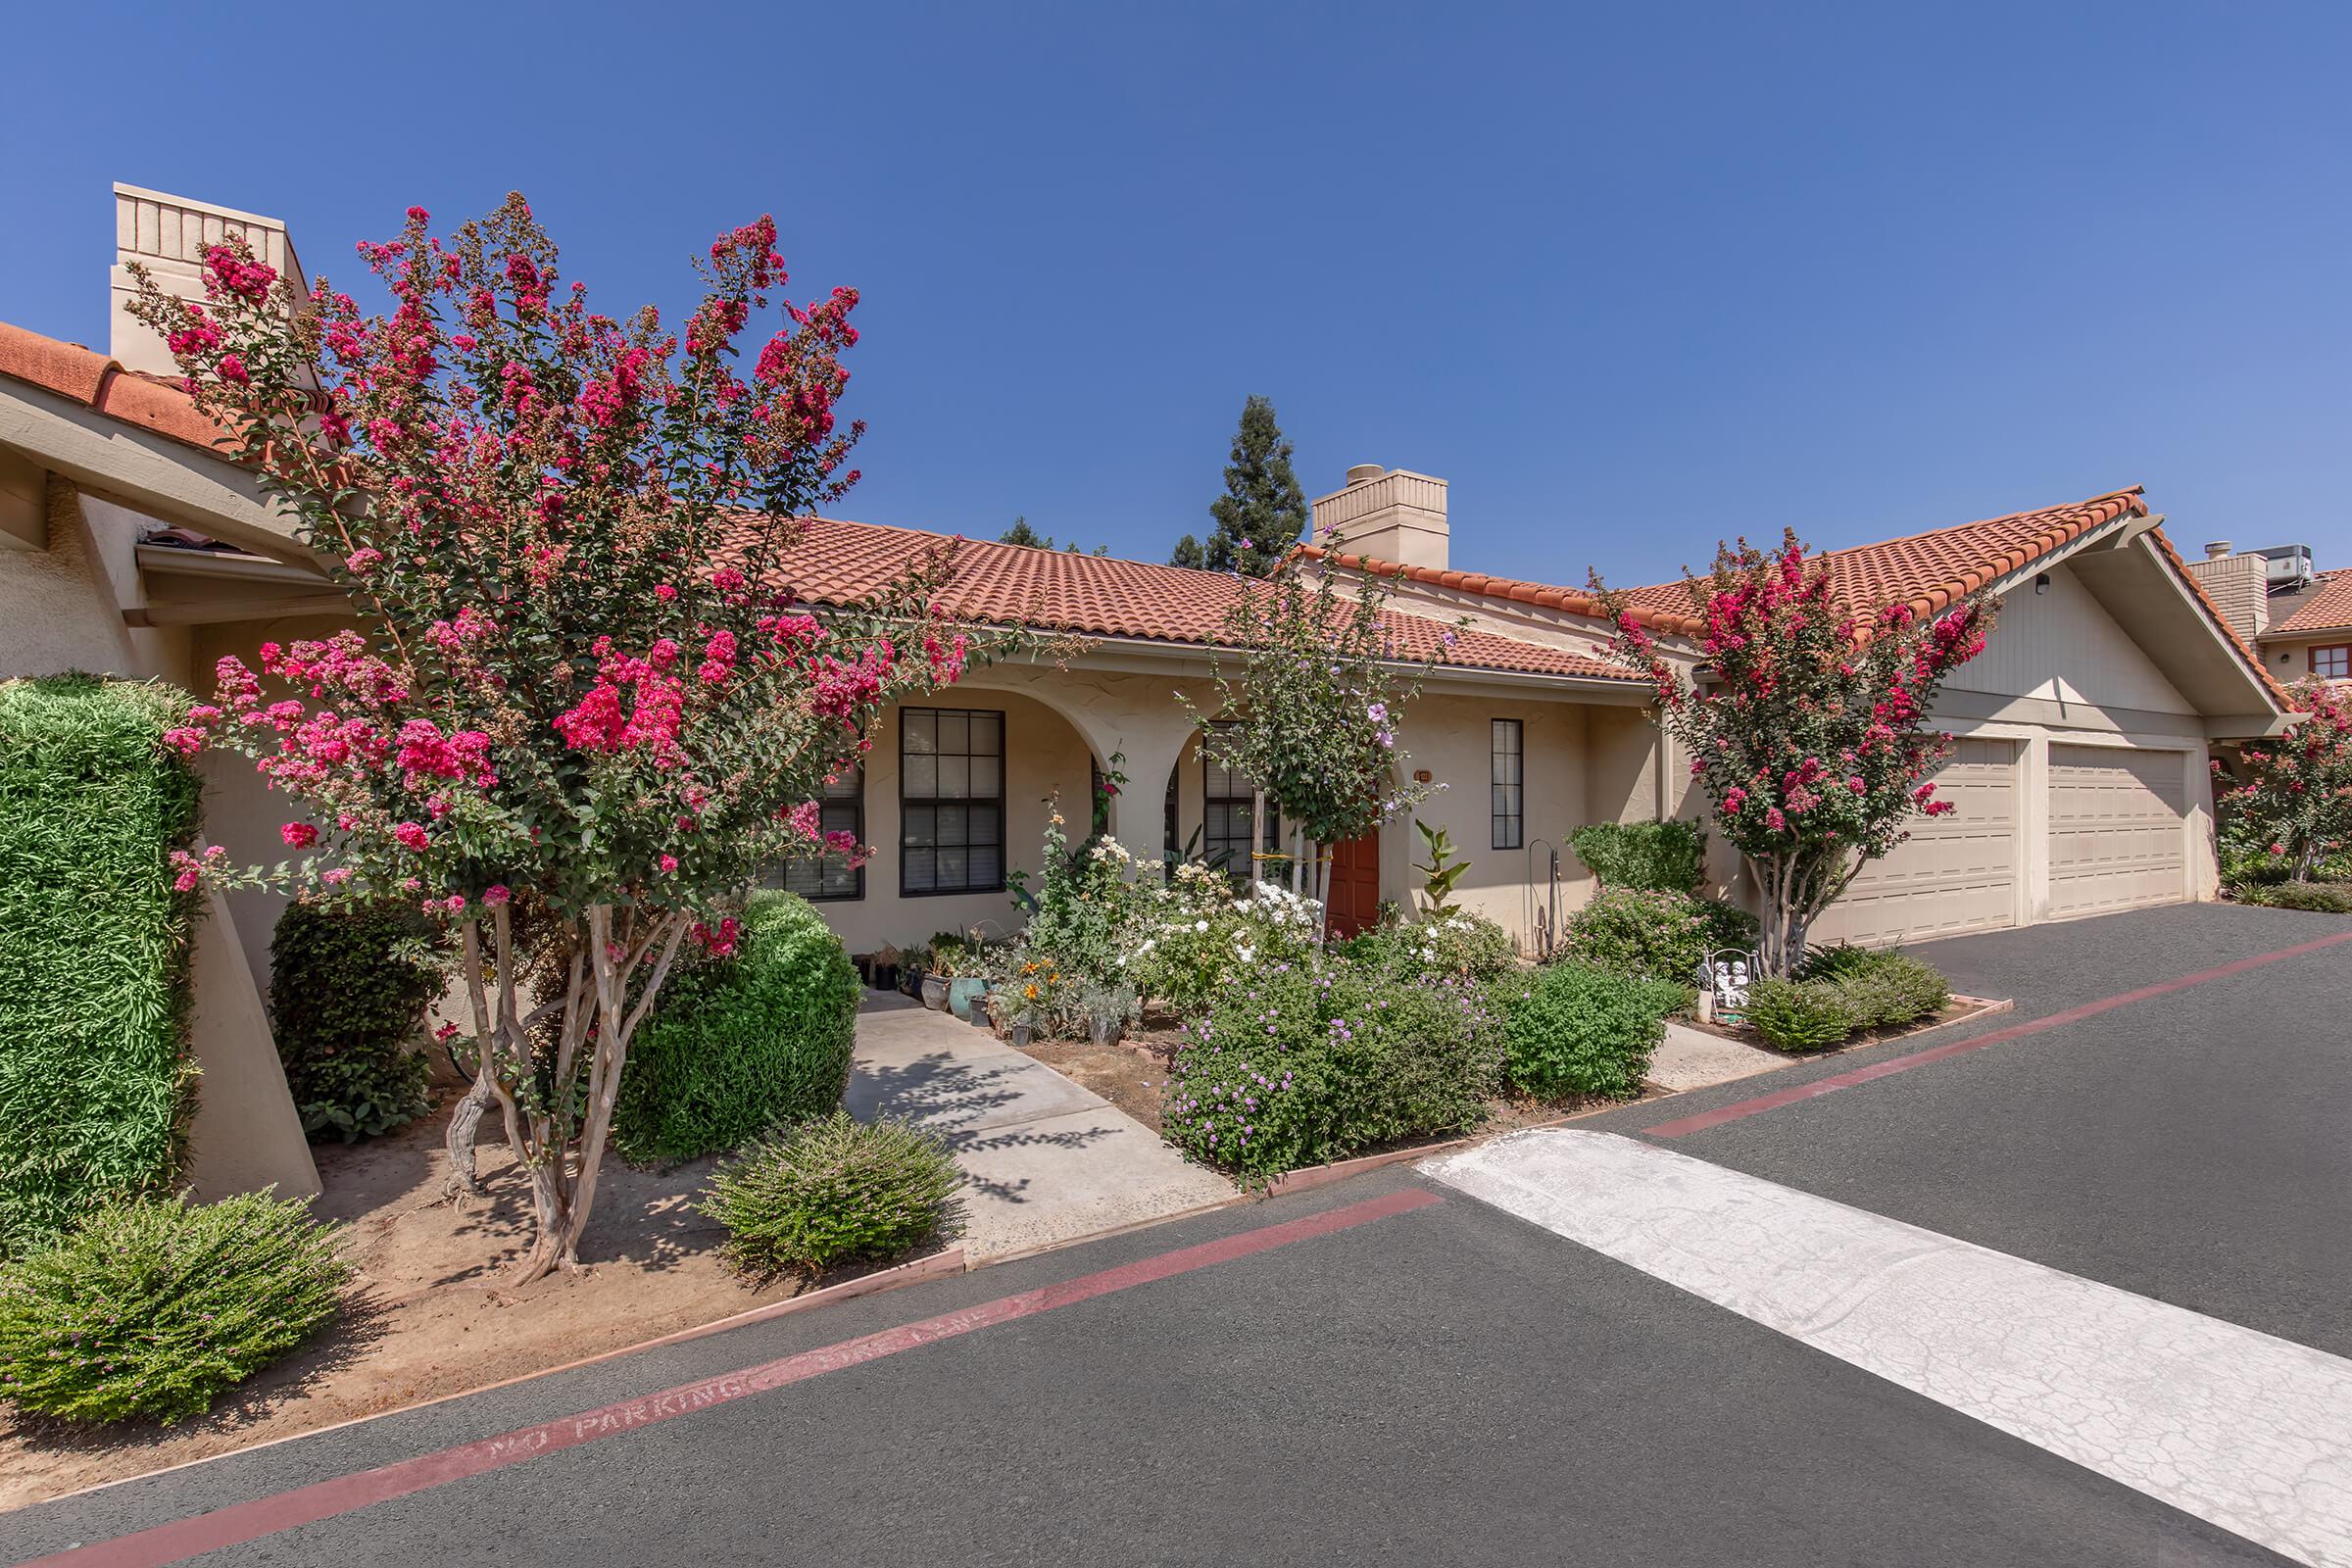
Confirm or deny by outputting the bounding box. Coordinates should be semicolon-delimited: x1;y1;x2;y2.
844;993;1237;1261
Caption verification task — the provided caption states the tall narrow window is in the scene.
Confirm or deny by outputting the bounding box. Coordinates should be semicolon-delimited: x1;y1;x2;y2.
775;765;864;901
1491;718;1524;851
1202;722;1278;886
901;708;1004;896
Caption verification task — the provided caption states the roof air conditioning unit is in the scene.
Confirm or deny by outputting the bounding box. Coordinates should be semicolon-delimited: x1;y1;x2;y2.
2252;544;2315;593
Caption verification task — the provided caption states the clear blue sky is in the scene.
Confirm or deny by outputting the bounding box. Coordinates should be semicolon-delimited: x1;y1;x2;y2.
4;2;2347;586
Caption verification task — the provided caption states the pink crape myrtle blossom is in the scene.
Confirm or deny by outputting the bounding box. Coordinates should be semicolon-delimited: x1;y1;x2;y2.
2215;678;2352;883
1589;530;1993;976
126;196;1007;1283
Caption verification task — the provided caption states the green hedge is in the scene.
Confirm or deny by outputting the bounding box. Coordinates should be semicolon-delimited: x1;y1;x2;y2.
1569;820;1706;895
612;890;861;1163
2234;880;2352;913
1494;961;1682;1100
270;903;444;1142
0;676;203;1257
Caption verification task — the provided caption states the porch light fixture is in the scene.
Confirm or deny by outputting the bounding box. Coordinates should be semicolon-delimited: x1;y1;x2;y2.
2034;571;2051;594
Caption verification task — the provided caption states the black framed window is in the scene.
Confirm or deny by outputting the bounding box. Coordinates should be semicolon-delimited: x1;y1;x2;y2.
778;765;864;901
1202;722;1278;885
1491;718;1524;851
901;708;1004;895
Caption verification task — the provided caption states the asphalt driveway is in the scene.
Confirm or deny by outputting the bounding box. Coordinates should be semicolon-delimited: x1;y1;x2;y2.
1581;901;2352;1358
5;900;2341;1568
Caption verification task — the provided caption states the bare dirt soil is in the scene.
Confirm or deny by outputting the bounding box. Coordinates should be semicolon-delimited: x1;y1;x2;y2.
0;1071;799;1511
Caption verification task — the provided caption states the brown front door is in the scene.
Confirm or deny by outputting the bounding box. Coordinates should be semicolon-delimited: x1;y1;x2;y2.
1326;830;1381;938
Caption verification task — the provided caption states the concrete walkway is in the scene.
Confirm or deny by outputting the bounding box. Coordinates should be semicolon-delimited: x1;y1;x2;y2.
846;994;1237;1261
1646;1019;1786;1092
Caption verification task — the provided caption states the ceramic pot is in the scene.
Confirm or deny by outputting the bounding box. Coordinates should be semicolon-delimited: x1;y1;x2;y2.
921;973;950;1011
1088;1016;1124;1049
948;976;987;1022
1009;1022;1034;1049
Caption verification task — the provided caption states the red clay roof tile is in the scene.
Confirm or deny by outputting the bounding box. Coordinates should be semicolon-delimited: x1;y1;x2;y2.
2267;569;2352;638
753;515;1638;684
0;319;233;454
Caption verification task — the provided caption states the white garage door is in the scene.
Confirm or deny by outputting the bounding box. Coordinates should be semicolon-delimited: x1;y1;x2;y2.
1811;738;2021;947
2048;745;2187;919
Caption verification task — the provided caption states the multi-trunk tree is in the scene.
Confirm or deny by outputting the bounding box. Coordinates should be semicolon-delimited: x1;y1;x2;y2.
132;197;983;1281
1590;533;1993;976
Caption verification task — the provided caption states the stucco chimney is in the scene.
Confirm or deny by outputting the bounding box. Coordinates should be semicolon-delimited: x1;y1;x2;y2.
110;183;310;381
2205;540;2232;559
1311;466;1448;570
2183;546;2270;644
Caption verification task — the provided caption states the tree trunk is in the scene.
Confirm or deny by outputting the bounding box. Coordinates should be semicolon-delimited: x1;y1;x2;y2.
441;1071;496;1199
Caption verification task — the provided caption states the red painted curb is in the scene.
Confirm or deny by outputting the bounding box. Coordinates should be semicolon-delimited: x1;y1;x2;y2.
25;1187;1443;1568
1644;929;2352;1139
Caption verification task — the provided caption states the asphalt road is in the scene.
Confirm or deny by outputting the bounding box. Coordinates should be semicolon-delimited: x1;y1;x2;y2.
5;902;2339;1567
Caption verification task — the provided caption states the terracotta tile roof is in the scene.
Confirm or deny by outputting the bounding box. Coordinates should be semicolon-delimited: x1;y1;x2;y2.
752;515;1638;683
1292;541;1699;633
2267;569;2352;638
0;320;233;454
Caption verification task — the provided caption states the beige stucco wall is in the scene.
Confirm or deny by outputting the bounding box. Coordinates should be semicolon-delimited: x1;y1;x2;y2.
0;483;188;683
182;881;318;1201
2257;632;2351;686
1948;563;2196;715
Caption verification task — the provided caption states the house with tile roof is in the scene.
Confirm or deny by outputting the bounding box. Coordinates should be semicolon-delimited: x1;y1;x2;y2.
2183;542;2352;690
0;185;2296;1199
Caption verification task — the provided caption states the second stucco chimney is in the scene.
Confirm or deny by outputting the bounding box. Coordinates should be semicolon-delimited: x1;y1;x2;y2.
2205;540;2232;559
2183;542;2269;644
1311;466;1449;570
110;183;311;381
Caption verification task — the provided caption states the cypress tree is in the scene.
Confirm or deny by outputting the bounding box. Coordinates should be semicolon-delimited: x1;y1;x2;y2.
1196;395;1306;576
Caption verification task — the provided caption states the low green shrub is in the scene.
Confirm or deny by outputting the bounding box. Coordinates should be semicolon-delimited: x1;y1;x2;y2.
0;1191;350;1425
1746;978;1859;1052
1801;946;1951;1029
613;891;861;1163
269;903;444;1143
1495;961;1683;1101
701;1111;964;1278
0;675;204;1257
1164;955;1504;1178
1564;887;1709;990
1337;908;1518;980
2235;880;2352;913
1569;820;1706;894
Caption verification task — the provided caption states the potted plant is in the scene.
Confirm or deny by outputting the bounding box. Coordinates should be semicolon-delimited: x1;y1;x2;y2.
1078;978;1142;1049
868;942;903;994
947;954;990;1023
921;931;964;1011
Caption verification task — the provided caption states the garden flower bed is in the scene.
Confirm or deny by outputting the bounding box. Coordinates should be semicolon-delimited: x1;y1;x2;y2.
0;1066;956;1510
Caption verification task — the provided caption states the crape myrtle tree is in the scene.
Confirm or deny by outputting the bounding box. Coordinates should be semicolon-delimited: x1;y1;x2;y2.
1179;544;1453;919
129;197;989;1281
2216;677;2352;880
1590;533;1993;977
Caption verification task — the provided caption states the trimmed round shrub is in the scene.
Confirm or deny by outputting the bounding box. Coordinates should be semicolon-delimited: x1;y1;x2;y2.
613;891;861;1163
0;675;203;1257
1164;954;1504;1179
1337;908;1518;980
269;903;444;1142
0;1191;350;1425
2236;880;2352;913
1746;978;1859;1052
1565;887;1710;990
1568;820;1706;894
1801;946;1950;1029
1495;961;1682;1101
701;1111;964;1278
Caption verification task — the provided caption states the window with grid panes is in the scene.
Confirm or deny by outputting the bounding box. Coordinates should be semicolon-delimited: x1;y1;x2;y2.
900;709;1004;895
1202;722;1278;885
1491;718;1524;850
773;765;863;901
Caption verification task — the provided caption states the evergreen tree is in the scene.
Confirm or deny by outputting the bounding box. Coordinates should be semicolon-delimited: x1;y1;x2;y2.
1198;395;1306;575
1168;534;1207;569
1000;515;1047;548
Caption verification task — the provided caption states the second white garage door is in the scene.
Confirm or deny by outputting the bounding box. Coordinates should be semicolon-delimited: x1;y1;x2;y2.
2047;745;2187;919
1810;738;2021;947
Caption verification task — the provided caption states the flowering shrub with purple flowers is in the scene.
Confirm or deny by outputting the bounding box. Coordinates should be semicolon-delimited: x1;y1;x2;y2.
0;1191;349;1425
1162;953;1503;1179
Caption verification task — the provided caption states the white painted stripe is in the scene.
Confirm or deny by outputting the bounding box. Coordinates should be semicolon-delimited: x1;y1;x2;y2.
1423;1130;2352;1567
